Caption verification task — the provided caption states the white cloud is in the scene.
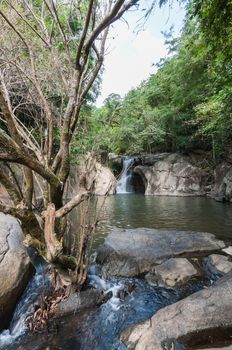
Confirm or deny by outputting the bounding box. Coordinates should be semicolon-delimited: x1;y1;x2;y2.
96;3;185;106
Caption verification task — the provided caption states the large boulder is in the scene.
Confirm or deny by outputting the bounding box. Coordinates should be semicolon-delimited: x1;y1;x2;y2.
92;162;116;195
121;275;232;350
134;153;206;196
0;213;33;330
66;155;116;197
96;228;225;278
211;162;232;202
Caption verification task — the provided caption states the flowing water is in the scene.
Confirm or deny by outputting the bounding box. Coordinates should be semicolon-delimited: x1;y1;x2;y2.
1;195;232;350
116;157;135;194
1;267;215;350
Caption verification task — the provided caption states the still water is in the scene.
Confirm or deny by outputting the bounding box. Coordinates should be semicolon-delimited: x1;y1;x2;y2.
92;194;232;249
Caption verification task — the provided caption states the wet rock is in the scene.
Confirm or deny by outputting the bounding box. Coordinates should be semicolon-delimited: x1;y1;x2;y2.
116;283;136;301
117;289;129;300
55;288;105;317
134;153;206;196
204;254;232;275
155;258;198;287
96;228;225;278
121;275;232;350
145;273;158;286
0;213;33;331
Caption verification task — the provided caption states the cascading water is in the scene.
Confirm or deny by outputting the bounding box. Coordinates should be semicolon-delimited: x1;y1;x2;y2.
116;157;135;194
0;258;50;349
0;254;215;350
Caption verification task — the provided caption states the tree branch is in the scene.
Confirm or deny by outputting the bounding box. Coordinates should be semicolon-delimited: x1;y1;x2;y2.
0;163;22;205
0;129;60;187
55;192;89;219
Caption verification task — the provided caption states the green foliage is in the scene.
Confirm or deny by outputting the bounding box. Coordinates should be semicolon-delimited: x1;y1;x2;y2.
190;0;232;62
72;1;232;159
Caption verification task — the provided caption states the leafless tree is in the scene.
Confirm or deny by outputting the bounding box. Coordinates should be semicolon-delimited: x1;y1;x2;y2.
0;0;141;289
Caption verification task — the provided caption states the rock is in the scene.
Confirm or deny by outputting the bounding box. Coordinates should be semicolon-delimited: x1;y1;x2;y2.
76;154;116;195
145;273;158;286
140;153;170;166
212;162;232;202
93;162;117;195
214;193;226;202
121;275;232;350
134;153;206;196
55;289;105;317
154;258;198;287
223;246;232;256
96;228;225;278
108;153;122;165
215;270;232;285
0;213;33;330
204;254;232;275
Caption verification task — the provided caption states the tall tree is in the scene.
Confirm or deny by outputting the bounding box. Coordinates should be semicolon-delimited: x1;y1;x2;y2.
0;0;140;290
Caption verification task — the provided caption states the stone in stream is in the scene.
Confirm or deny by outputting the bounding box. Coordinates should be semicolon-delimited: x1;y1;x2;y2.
0;213;34;330
96;228;226;278
204;254;232;275
55;288;107;318
153;258;198;287
120;273;232;350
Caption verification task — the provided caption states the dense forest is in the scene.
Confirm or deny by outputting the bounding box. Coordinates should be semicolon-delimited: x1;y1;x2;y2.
76;0;232;159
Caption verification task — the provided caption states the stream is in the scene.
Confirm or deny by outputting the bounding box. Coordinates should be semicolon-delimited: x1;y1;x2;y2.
1;194;232;350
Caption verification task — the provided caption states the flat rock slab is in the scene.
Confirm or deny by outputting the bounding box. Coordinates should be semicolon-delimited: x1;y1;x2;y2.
204;254;232;275
155;258;198;287
121;274;232;350
96;228;225;277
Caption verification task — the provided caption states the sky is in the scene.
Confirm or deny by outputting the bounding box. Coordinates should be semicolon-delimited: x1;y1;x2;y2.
96;1;186;106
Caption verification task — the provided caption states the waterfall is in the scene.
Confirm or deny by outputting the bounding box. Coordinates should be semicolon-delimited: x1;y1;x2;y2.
116;157;135;194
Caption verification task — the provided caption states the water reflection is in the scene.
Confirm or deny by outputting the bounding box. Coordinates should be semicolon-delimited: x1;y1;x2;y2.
93;194;232;249
68;194;232;251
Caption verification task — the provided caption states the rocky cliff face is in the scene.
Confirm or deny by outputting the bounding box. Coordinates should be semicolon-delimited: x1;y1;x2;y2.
110;152;232;202
66;154;116;197
134;153;207;196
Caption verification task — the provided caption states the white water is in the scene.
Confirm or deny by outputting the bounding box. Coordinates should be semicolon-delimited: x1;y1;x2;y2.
88;265;126;312
0;265;49;348
116;157;135;194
